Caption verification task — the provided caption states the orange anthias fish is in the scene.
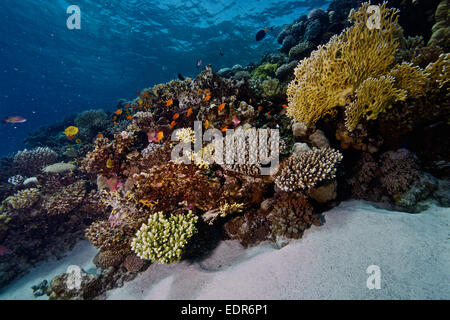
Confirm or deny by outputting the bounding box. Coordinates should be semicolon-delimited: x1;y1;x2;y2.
221;126;228;132
166;99;173;107
218;103;226;112
203;95;211;102
127;116;133;120
249;98;252;103
204;89;211;95
204;119;210;129
257;106;263;111
2;116;27;124
282;104;288;108
170;121;176;129
186;107;193;117
156;131;164;143
172;113;180;120
114;109;123;115
97;133;104;139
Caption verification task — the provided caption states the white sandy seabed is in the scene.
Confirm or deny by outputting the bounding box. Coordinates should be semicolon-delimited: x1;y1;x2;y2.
0;200;449;300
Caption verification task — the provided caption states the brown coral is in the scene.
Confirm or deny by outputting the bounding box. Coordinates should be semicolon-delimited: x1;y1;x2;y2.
42;180;86;215
267;193;319;240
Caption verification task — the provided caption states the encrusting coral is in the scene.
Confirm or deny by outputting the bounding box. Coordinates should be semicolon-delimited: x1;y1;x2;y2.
131;211;198;264
275;148;343;192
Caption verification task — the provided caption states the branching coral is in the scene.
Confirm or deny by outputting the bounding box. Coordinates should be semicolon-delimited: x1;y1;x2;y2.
388;62;429;97
131;211;198;264
2;188;40;210
425;53;450;89
275;148;343;192
13;147;58;176
287;3;402;125
345;76;408;131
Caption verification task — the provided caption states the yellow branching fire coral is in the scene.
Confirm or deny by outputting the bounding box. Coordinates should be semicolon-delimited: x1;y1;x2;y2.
287;2;401;125
131;211;198;264
345;76;408;131
425;53;450;89
388;62;430;97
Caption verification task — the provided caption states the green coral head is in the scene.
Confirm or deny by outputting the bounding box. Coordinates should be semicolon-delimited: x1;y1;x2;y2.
131;211;198;264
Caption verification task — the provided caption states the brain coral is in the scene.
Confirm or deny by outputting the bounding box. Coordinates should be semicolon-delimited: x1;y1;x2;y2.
131;211;198;264
275;148;343;192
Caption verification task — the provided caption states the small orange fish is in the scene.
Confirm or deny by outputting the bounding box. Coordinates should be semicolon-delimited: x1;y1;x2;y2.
266;112;271;117
157;131;164;142
204;89;211;95
127;116;132;120
281;110;286;115
113;116;117;121
249;98;252;103
186;107;193;117
218;103;226;112
114;109;123;115
221;126;228;132
170;120;176;128
258;106;263;111
172;113;180;120
203;95;211;102
204;119;210;129
166;99;173;107
282;104;288;108
286;97;289;101
97;133;104;139
113;121;118;125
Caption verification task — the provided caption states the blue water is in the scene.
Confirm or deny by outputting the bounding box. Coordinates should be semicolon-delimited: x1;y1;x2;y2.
0;0;329;157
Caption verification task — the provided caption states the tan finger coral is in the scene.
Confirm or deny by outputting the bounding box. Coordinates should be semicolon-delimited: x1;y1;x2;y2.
275;148;343;192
